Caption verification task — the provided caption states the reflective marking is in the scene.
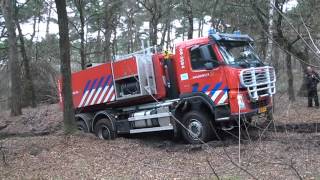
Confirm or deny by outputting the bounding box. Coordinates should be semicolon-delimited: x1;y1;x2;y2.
110;94;115;101
84;89;96;106
103;75;112;87
218;92;228;104
209;82;222;96
201;84;210;93
211;90;222;101
104;85;114;102
97;86;109;104
78;91;89;107
96;75;112;104
91;87;102;105
83;78;98;106
192;84;199;92
89;76;106;105
78;80;92;107
82;80;92;95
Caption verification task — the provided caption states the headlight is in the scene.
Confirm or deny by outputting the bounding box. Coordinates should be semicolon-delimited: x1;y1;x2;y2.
237;94;246;110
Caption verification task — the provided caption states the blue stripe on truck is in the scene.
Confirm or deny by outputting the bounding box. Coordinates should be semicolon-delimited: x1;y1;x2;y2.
83;80;91;94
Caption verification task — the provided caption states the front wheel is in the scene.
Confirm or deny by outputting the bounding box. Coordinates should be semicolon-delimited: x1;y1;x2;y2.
94;118;116;140
181;111;213;144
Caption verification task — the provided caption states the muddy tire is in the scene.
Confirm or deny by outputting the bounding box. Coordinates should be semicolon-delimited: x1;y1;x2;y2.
94;118;116;140
181;111;213;144
76;120;89;133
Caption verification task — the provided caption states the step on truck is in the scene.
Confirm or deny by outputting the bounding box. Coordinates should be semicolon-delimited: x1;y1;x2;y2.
58;30;276;144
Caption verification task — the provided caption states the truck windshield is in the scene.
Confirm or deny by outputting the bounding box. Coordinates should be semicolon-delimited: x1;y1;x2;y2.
218;41;264;68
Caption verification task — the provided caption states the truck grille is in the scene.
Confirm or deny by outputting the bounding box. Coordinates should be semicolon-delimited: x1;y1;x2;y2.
240;66;276;100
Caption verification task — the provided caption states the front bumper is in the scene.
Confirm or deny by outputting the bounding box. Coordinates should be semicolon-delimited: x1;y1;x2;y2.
230;105;272;120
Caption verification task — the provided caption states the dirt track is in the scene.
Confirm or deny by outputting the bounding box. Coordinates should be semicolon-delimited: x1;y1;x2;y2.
0;96;320;179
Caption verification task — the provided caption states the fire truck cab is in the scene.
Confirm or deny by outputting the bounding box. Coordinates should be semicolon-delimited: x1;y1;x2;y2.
60;30;276;144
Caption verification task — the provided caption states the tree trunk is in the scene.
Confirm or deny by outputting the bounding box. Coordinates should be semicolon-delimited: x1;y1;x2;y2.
149;19;158;46
30;15;37;42
96;28;103;62
127;32;130;54
112;28;117;57
198;18;203;37
46;0;53;38
1;0;22;116
160;22;168;48
200;19;204;37
78;1;86;70
166;23;171;50
103;1;114;62
16;18;36;107
273;46;280;75
182;21;186;41
185;0;193;39
298;46;310;97
104;30;112;62
74;0;86;69
35;14;41;62
55;0;76;134
286;52;295;101
265;0;275;65
138;0;162;46
210;0;220;28
187;15;193;39
134;30;140;51
261;31;267;60
127;12;134;53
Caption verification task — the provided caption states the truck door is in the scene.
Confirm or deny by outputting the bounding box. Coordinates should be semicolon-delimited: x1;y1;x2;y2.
180;43;229;105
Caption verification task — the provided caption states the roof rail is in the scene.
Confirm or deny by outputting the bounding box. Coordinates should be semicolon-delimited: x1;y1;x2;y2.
114;46;158;62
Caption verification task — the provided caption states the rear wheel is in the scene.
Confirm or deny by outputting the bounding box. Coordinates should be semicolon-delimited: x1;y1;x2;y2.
94;118;116;140
76;120;89;133
181;111;213;144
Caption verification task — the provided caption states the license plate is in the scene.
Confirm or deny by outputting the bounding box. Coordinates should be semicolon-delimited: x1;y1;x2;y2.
259;106;267;113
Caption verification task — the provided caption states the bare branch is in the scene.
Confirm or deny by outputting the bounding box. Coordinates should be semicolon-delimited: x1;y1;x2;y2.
69;20;80;34
206;158;220;180
289;36;301;46
0;142;8;166
250;0;268;29
271;2;320;61
299;13;320;54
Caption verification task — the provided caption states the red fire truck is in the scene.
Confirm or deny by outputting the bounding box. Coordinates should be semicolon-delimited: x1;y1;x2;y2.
58;30;276;144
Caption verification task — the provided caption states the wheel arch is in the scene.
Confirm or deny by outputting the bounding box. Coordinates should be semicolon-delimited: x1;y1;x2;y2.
92;110;116;132
175;92;216;121
75;113;93;132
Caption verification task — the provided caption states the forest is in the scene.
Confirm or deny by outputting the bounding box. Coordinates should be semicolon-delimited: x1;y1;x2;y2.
0;0;320;179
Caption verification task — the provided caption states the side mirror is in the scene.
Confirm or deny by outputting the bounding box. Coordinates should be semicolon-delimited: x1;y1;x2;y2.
85;63;92;68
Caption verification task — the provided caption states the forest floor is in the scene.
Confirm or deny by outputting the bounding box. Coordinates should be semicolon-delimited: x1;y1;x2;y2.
0;95;320;179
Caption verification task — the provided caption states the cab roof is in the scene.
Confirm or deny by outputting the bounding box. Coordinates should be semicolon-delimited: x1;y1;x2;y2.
210;33;254;42
175;32;254;48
